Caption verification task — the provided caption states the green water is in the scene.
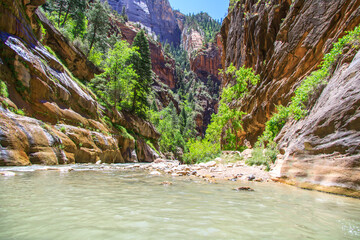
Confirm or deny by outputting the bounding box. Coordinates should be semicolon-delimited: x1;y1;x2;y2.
0;164;359;240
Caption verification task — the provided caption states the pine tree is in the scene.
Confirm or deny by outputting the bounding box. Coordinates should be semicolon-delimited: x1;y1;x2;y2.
86;0;109;56
131;30;152;118
121;6;128;22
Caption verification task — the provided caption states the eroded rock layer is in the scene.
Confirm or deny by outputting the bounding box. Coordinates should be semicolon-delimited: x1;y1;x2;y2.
221;0;360;196
221;0;360;145
0;0;160;165
107;0;181;46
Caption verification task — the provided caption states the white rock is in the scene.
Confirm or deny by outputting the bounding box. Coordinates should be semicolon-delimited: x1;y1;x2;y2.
205;161;217;167
198;163;207;168
150;171;161;175
0;171;16;176
96;160;102;165
242;149;253;159
59;167;73;172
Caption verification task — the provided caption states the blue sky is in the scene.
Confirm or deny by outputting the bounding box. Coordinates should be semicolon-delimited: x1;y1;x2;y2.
168;0;229;21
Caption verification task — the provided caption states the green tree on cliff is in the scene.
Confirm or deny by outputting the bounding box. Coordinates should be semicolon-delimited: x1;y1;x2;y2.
86;0;109;56
131;30;152;118
90;41;138;111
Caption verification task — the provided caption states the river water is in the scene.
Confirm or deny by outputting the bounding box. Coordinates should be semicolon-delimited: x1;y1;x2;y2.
0;164;359;240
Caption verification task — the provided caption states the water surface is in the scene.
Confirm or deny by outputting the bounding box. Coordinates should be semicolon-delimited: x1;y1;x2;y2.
0;164;359;240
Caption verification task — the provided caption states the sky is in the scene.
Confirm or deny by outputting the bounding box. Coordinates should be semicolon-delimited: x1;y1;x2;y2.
168;0;229;21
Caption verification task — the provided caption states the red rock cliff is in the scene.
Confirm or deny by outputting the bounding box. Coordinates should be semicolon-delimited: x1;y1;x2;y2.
111;20;177;89
221;0;360;197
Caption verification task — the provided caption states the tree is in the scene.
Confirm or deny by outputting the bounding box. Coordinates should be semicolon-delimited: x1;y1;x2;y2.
90;41;138;111
131;30;152;118
86;0;109;56
121;6;128;22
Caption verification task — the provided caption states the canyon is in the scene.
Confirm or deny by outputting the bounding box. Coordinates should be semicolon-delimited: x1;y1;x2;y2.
0;0;359;198
221;0;360;197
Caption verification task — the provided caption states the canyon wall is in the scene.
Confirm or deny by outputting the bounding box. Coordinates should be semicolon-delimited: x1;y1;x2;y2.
221;0;360;196
107;0;181;46
0;0;160;165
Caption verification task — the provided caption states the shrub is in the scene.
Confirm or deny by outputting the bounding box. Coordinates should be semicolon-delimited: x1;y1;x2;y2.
246;142;278;171
258;24;360;145
0;80;8;98
183;138;221;164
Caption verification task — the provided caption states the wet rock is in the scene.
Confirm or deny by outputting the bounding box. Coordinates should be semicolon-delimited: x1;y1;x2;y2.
233;187;254;192
160;181;173;186
0;171;16;176
150;171;161;175
205;161;217;168
154;158;166;163
247;175;256;181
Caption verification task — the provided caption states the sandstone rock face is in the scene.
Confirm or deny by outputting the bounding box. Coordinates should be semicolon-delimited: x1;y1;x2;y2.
112;20;177;89
0;0;160;165
190;34;223;83
37;12;102;82
182;28;204;54
221;0;360;145
107;0;181;46
222;0;360;196
272;51;360;197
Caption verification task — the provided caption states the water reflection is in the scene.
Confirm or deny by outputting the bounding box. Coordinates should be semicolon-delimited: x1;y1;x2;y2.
0;164;359;240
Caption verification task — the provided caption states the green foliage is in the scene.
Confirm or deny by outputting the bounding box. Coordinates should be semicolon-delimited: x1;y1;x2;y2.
245;143;278;171
229;0;241;12
183;138;221;164
183;65;259;162
86;0;110;56
131;30;152;118
259;25;360;145
8;107;26;116
114;124;135;141
183;12;221;45
214;64;259;150
150;100;195;154
15;80;27;94
90;41;138;111
0;80;8;98
146;140;160;155
60;126;66;133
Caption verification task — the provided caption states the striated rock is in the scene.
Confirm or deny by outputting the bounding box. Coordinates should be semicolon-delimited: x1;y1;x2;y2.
221;0;360;145
0;0;162;165
182;28;204;54
190;34;223;83
107;0;181;46
135;137;159;162
272;51;360;197
37;11;102;82
113;20;177;89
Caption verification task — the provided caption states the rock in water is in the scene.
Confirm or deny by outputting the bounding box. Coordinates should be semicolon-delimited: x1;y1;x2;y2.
160;181;173;186
0;171;16;177
150;171;161;175
233;187;254;192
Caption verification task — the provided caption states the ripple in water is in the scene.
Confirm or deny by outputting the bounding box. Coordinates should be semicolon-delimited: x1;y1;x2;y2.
0;164;359;240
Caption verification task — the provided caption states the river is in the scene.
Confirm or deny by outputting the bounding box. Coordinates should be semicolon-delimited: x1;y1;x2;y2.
0;164;359;240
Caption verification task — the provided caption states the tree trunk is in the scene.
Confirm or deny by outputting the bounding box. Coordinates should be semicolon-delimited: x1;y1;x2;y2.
58;1;64;27
61;1;73;27
87;25;97;56
132;88;137;112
